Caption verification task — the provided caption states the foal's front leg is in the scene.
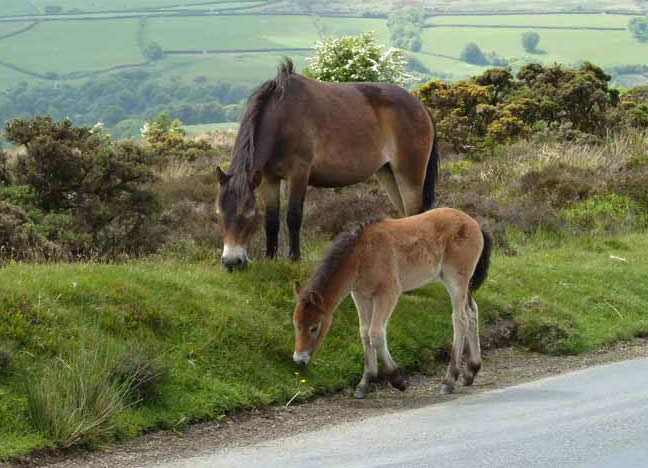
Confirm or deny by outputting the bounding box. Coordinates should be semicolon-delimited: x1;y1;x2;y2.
371;291;407;392
351;292;378;399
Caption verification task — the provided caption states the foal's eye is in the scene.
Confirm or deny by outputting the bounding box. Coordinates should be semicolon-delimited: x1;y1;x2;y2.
310;325;320;336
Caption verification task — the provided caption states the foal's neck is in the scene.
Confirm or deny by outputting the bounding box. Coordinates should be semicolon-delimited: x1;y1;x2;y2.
318;257;357;317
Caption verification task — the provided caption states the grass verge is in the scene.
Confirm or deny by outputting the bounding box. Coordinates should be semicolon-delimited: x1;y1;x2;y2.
1;232;647;459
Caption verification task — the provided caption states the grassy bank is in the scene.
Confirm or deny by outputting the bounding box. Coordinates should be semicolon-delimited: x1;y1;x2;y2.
1;232;647;458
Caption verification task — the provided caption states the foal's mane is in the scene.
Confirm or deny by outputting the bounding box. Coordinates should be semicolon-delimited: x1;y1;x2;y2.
301;216;385;302
228;57;293;184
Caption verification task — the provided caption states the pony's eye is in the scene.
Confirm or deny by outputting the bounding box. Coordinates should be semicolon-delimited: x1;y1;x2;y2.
310;325;320;335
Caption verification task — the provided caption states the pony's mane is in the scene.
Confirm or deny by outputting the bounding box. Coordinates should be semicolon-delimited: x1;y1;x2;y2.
301;216;385;302
228;57;294;182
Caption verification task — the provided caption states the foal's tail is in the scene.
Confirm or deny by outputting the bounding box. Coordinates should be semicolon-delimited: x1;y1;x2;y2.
422;110;440;212
469;228;493;294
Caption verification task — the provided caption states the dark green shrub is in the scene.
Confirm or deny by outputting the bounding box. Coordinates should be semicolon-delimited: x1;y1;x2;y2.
0;348;11;374
522;31;540;52
520;164;600;208
461;42;488;65
111;352;165;404
3;117;162;259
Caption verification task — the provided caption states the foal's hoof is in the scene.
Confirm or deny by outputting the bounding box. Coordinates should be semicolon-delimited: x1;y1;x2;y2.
353;384;372;399
439;382;454;395
462;374;475;387
388;370;407;392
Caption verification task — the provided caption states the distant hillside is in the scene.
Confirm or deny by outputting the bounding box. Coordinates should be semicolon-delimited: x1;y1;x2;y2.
1;0;647;135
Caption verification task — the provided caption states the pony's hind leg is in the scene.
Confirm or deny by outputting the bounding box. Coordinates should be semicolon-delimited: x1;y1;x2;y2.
440;274;470;395
376;165;405;216
462;296;482;386
351;292;378;399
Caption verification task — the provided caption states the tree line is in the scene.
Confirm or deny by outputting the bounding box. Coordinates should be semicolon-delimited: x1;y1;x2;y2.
0;71;250;140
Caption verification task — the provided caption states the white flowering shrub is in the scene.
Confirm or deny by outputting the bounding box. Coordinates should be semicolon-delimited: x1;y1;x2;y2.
304;32;412;86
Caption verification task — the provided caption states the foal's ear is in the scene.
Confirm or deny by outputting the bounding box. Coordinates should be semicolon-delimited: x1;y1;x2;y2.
216;166;231;186
308;291;324;309
294;281;302;298
248;170;262;189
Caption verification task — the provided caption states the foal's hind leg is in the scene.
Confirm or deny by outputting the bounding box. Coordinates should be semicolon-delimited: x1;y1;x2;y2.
462;296;482;386
351;292;378;399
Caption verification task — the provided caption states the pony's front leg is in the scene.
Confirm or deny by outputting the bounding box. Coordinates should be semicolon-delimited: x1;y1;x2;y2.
260;175;281;259
352;292;378;399
286;168;309;262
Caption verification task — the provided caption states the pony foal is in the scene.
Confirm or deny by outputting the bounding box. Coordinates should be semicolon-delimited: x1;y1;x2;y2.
292;208;492;398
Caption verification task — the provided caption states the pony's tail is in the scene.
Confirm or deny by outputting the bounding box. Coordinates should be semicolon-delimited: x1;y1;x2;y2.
469;229;493;294
422;112;440;212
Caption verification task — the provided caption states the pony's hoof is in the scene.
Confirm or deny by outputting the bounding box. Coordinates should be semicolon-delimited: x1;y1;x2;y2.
354;385;370;399
439;382;454;395
388;370;407;392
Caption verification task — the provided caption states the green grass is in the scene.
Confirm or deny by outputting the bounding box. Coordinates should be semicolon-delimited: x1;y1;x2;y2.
0;20;143;75
0;21;32;37
1;232;647;458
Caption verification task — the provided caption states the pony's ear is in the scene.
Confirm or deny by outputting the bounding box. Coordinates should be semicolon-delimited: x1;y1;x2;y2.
216;166;231;186
249;170;262;189
294;281;302;298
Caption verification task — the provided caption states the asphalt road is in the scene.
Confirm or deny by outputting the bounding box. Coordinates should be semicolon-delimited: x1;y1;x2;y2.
157;358;648;468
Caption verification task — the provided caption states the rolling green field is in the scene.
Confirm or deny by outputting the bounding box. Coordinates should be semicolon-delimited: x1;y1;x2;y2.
148;15;319;50
1;233;647;458
1;10;645;91
0;20;143;75
420;27;648;68
427;13;633;28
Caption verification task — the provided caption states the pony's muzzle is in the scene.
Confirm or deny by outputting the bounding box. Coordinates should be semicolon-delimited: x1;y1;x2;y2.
222;245;249;272
293;351;311;367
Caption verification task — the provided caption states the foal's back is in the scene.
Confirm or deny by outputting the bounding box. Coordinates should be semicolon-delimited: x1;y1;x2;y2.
353;208;484;293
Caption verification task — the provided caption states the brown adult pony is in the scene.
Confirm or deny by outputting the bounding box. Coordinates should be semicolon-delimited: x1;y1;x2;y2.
292;208;493;399
216;58;439;270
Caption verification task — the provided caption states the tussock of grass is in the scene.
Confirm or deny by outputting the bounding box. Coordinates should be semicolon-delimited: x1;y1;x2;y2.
24;339;132;449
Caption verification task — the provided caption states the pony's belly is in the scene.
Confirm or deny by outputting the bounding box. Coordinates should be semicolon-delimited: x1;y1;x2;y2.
308;170;373;187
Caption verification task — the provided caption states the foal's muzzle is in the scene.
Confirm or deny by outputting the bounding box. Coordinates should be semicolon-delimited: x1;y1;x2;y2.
293;351;311;367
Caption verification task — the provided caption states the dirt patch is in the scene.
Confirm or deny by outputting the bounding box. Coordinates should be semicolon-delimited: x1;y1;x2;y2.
7;338;647;468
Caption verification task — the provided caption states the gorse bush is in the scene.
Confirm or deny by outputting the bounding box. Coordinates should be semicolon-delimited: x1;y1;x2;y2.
2;117;162;260
414;62;634;155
